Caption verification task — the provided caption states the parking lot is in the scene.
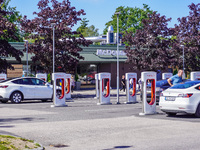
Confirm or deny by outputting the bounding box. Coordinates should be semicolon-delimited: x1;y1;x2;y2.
0;89;200;150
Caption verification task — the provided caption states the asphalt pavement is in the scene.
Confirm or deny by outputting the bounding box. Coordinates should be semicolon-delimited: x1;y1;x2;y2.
0;89;200;150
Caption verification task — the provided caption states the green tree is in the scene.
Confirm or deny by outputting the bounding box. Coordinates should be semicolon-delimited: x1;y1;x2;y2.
1;0;23;42
76;18;89;34
103;4;153;34
77;18;99;37
0;0;23;72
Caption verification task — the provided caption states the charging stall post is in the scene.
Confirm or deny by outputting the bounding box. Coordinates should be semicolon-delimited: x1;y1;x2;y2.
190;71;200;81
162;73;172;80
125;73;137;104
0;73;7;81
52;73;67;107
65;74;71;99
36;73;47;81
94;74;99;99
98;73;111;105
139;72;157;115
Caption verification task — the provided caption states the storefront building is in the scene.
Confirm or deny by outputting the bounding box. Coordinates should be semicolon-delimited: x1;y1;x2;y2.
7;42;142;87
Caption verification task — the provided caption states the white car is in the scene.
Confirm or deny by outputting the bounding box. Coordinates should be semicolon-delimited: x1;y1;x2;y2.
159;80;200;117
0;77;53;103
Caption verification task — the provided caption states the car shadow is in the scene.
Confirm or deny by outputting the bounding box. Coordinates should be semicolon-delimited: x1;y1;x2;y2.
166;113;197;119
3;100;52;104
0;117;44;125
103;145;133;150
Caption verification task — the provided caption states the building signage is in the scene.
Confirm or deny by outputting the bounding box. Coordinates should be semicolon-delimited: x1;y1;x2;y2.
96;49;126;56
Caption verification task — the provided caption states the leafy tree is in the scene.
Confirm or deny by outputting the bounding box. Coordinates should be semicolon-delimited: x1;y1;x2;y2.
123;12;176;71
103;4;153;34
1;0;23;41
0;0;23;73
21;0;92;73
84;25;99;37
76;18;89;34
77;18;99;37
173;3;200;72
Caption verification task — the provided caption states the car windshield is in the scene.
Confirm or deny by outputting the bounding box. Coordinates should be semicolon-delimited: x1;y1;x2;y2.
170;81;200;89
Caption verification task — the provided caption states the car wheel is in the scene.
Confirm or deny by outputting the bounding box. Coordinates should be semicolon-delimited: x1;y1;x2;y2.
1;100;8;103
10;92;23;103
195;104;200;118
166;112;177;116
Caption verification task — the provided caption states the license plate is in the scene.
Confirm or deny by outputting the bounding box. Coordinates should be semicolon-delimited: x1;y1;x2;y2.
165;96;176;101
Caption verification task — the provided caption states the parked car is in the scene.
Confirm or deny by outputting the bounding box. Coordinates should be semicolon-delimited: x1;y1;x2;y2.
159;80;200;117
144;79;191;103
0;77;60;103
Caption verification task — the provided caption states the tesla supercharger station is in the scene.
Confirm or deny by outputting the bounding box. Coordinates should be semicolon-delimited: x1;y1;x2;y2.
162;73;173;80
125;73;137;104
52;73;67;107
65;74;71;99
0;73;7;81
139;71;157;115
191;71;200;80
98;73;111;105
94;74;99;99
36;73;47;82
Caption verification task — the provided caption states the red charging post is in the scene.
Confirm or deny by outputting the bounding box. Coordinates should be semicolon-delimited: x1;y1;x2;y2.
0;73;7;81
36;73;47;82
52;73;67;107
125;73;137;104
97;73;111;105
65;74;72;99
191;72;200;81
139;71;157;115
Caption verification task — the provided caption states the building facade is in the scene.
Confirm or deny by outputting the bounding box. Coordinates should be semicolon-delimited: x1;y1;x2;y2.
7;42;168;88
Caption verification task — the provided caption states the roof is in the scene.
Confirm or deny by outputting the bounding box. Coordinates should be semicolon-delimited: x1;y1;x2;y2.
5;42;34;63
79;45;127;63
6;42;127;63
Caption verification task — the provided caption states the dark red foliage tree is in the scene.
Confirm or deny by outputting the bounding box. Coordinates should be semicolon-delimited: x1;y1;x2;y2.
0;0;23;72
123;12;176;71
21;0;92;73
173;3;200;72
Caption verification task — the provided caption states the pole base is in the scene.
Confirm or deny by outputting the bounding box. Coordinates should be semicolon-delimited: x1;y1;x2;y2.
97;102;112;105
51;104;68;107
124;101;138;104
139;112;158;116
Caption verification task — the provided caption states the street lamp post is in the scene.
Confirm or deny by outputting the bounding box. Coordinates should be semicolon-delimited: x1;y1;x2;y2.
24;40;28;76
182;45;184;72
51;23;56;73
115;12;121;104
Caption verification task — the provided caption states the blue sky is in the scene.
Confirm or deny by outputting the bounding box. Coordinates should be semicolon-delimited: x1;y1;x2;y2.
9;0;200;34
